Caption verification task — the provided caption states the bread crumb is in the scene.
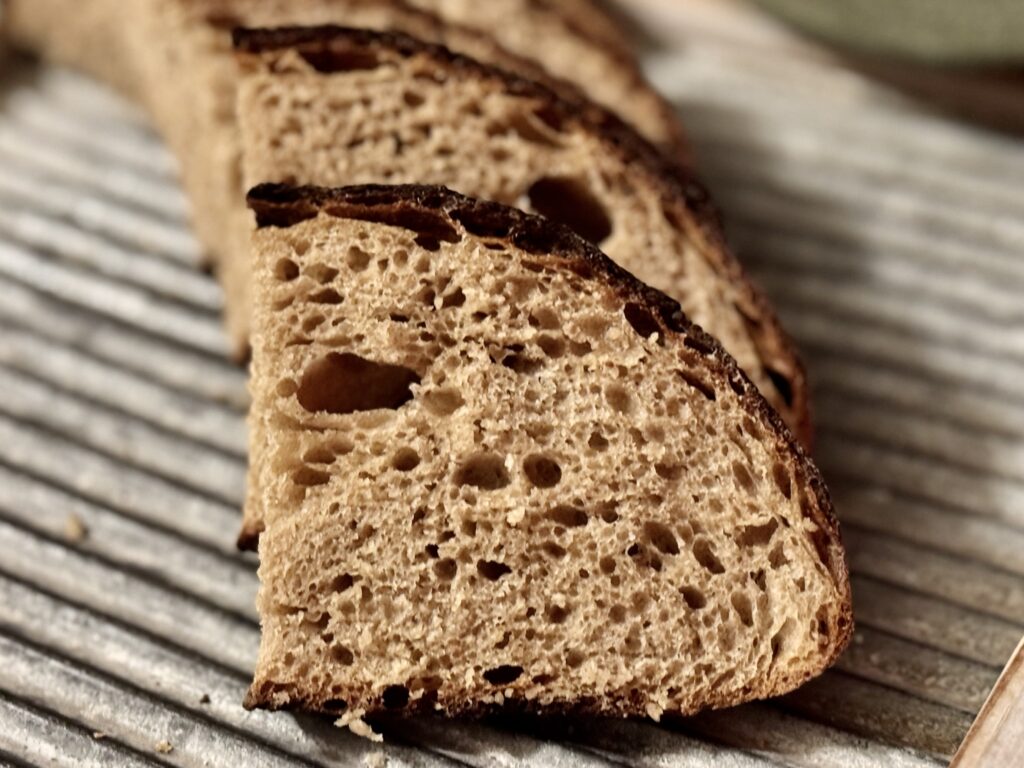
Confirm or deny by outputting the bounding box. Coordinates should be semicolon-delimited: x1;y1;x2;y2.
645;702;664;722
363;752;387;768
336;710;382;742
91;731;106;740
199;693;211;704
154;740;173;754
64;514;88;542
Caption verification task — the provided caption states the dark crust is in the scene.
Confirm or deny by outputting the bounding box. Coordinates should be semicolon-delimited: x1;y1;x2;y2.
245;182;853;715
232;25;804;443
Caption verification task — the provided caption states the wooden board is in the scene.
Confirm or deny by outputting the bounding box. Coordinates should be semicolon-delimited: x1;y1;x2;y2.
1;0;1022;764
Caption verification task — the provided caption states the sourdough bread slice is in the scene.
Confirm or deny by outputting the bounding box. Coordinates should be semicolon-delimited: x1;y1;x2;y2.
234;27;808;549
244;182;851;721
403;0;687;157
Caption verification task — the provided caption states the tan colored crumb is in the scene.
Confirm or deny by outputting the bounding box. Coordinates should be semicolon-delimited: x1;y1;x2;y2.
64;514;88;543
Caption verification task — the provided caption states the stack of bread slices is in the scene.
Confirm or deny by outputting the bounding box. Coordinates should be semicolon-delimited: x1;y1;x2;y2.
5;0;852;730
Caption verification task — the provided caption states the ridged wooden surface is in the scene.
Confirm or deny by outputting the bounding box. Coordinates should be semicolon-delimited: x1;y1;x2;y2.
0;1;1021;764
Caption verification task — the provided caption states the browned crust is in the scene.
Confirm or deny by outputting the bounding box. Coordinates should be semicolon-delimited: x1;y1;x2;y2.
244;181;852;718
232;24;805;444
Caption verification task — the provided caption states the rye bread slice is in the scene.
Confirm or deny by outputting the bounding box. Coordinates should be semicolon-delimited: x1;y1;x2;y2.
234;27;809;549
244;182;852;721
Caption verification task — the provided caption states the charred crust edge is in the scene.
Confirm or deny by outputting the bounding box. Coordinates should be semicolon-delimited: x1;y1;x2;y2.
233;24;804;438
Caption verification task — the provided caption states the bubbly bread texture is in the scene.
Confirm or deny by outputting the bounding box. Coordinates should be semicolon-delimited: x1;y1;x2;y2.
245;183;851;721
234;27;808;550
5;2;683;347
403;0;686;157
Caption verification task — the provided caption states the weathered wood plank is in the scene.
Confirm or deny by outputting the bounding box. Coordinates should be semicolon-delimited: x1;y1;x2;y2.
0;326;246;455
0;695;162;768
0;281;247;409
0;466;256;617
0;366;245;503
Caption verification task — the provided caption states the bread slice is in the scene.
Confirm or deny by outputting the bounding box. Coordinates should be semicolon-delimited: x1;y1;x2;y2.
243;182;851;722
233;27;809;549
402;0;687;157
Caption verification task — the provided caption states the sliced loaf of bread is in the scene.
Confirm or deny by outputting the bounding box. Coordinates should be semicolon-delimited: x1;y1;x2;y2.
244;182;852;721
234;27;808;548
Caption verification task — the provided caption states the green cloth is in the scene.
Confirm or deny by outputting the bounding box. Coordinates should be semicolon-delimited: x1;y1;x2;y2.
752;0;1024;63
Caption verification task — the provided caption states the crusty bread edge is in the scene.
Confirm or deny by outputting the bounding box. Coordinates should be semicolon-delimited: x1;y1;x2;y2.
232;24;807;445
243;181;852;718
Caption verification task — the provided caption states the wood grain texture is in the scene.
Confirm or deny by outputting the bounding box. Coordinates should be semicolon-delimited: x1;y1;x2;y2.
950;636;1024;767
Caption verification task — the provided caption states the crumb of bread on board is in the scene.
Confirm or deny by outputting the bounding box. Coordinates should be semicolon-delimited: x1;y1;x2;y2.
64;514;88;542
335;709;383;743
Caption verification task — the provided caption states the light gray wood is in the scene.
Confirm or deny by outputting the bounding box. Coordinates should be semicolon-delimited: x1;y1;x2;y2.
0;365;246;503
0;465;257;616
0;415;241;548
0;326;246;455
0;696;162;768
0;279;248;409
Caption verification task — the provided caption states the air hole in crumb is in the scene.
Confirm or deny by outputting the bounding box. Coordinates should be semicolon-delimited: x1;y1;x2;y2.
599;556;616;575
346;245;372;271
299;47;381;73
566;649;585;668
392;448;420;472
693;538;725;574
771;618;795;661
678;370;716;401
599;505;619;524
382;685;409;708
434;558;457;579
732;462;757;494
536;334;565;358
588;431;609;451
331;574;354;592
772;462;792;499
477;560;512;581
292;467;329;487
542;541;567;559
644;521;680;555
310;288;342;304
680;586;707;610
732;592;754;626
403;90;425;107
655;463;683;481
523;454;562;488
483;665;523;685
546;604;570;624
274;258;299;281
331;645;354;665
623;302;662;342
768;542;789;569
303;447;335;464
422;388;464;416
530;308;560;330
441;287;466;308
455;453;510;490
605;384;632;414
736;519;779;548
306;263;339;284
547;505;587;527
527;177;612;245
425;544;439;558
609;604;627;623
297;353;419;414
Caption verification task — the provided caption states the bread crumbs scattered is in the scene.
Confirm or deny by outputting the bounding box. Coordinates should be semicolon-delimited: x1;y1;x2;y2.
335;710;382;743
64;514;88;542
154;740;173;754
